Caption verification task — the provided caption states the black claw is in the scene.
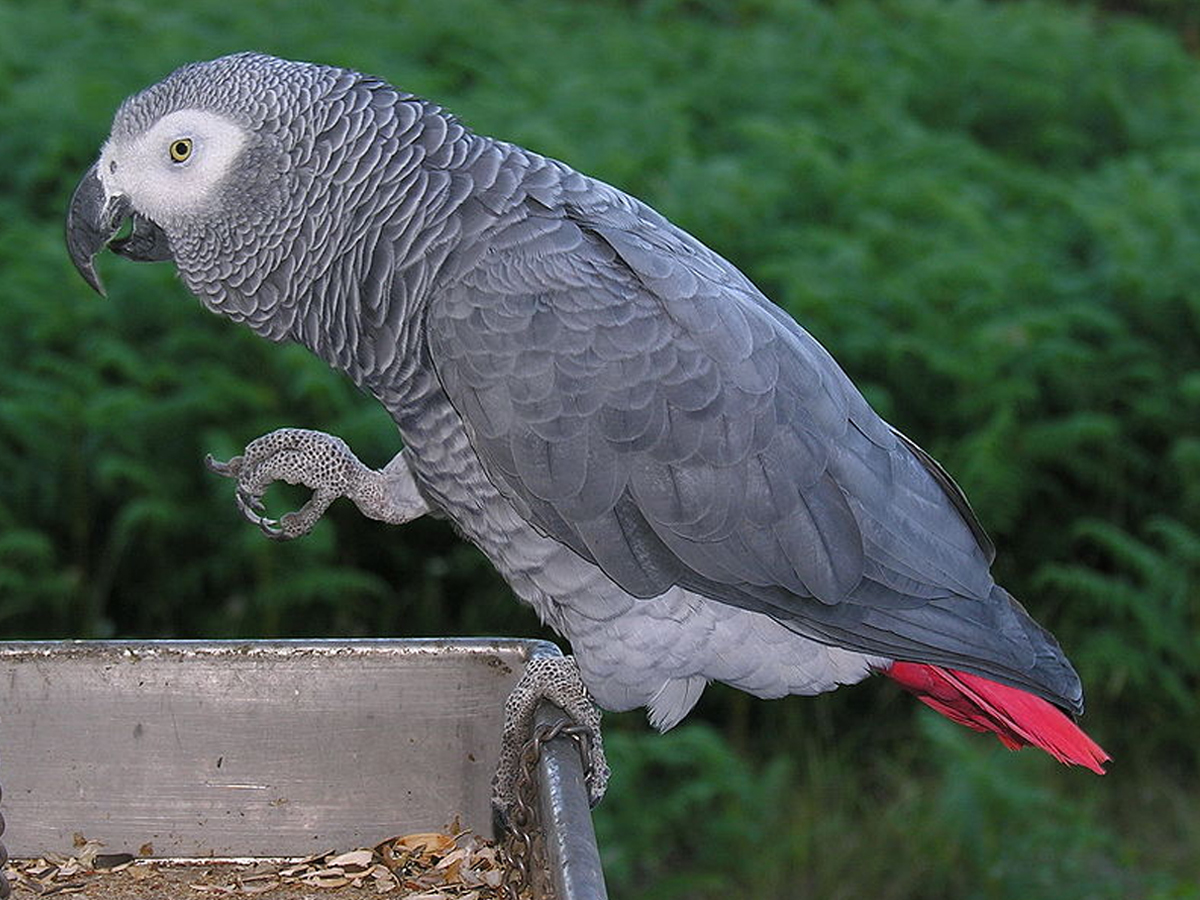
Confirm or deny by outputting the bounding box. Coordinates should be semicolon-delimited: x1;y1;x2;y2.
234;491;267;527
259;518;284;539
233;487;264;515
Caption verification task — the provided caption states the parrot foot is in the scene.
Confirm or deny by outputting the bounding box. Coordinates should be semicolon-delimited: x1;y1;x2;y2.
206;427;429;540
493;654;610;821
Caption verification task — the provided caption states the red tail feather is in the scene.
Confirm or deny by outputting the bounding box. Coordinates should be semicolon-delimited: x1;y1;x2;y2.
886;661;1109;774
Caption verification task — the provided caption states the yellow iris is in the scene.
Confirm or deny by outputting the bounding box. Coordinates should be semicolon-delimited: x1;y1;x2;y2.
169;138;193;162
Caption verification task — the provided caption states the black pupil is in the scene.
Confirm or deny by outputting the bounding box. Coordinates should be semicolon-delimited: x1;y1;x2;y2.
174;141;188;157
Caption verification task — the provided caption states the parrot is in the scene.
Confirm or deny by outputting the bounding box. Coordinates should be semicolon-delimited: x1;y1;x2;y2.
66;52;1108;811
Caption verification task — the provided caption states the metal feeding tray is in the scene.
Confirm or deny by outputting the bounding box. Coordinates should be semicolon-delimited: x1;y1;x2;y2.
0;637;607;899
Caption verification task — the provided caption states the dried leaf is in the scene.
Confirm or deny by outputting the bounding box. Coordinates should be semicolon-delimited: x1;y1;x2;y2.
239;879;280;895
372;867;400;891
393;832;455;857
481;868;504;888
309;866;349;879
328;848;374;870
434;848;468;871
296;849;336;867
237;873;277;885
73;839;104;869
42;884;86;896
300;872;351;888
7;826;518;898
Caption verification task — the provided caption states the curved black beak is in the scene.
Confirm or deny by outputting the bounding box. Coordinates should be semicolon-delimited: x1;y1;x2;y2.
65;162;131;296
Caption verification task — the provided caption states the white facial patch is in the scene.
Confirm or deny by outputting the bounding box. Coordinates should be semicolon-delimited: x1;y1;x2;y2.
98;109;248;227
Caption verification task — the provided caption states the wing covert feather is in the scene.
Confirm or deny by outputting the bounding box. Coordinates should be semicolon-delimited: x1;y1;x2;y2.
426;168;1079;708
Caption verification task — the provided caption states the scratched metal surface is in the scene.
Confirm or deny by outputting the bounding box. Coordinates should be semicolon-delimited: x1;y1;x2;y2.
0;638;553;858
535;704;608;900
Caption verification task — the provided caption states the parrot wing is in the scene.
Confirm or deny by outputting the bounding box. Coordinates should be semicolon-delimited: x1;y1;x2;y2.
427;171;1083;712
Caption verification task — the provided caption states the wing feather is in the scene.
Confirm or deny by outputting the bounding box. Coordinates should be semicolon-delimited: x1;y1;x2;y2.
427;166;1082;710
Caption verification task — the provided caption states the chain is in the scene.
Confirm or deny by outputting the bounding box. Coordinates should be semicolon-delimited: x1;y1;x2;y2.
0;779;9;899
500;719;595;900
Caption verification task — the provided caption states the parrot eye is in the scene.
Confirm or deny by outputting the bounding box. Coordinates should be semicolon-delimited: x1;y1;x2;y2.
169;138;193;163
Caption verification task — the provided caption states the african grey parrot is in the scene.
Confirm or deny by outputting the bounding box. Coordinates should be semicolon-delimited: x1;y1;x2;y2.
66;52;1107;809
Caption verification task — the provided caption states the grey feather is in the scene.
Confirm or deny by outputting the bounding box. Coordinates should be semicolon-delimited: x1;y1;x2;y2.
426;140;1082;711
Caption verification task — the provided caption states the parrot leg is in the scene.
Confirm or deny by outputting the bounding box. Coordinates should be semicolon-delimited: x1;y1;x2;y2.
493;654;610;818
206;427;430;540
208;432;611;812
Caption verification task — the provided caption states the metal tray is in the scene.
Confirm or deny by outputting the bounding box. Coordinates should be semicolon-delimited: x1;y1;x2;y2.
0;638;606;898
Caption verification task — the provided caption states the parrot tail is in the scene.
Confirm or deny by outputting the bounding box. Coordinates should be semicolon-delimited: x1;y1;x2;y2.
885;661;1110;774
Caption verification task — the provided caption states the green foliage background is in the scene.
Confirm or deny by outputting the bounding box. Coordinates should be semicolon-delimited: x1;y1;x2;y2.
2;0;1198;896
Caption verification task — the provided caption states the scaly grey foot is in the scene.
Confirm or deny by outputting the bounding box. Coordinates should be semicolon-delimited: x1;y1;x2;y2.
494;654;610;818
206;427;430;540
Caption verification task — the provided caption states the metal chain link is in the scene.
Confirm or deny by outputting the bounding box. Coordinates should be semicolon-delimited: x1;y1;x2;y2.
0;779;10;899
500;719;595;900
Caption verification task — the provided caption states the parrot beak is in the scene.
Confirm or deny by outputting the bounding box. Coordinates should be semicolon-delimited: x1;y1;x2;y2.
66;161;131;297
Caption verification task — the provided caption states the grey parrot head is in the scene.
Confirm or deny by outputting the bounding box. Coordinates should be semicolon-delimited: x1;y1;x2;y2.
66;53;405;337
